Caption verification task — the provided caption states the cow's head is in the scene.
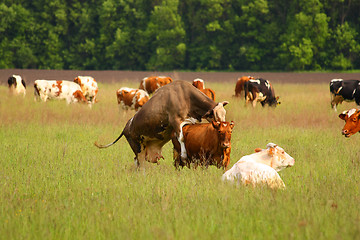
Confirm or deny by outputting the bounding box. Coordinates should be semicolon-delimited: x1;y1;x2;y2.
73;90;88;104
205;101;228;122
212;121;235;149
8;76;16;88
268;96;281;107
263;143;294;172
193;78;205;89
339;108;360;137
158;77;173;87
74;77;82;86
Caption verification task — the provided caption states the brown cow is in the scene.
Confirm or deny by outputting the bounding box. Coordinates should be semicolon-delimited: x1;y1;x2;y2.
234;76;254;97
95;81;228;169
139;76;173;94
172;120;234;169
192;78;216;101
116;87;149;112
339;108;360;137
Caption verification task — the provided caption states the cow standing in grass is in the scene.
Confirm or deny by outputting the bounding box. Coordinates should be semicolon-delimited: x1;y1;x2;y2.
139;76;173;94
172;120;234;169
192;78;216;101
330;79;360;111
244;78;280;107
8;75;26;96
95;81;228;169
116;87;149;112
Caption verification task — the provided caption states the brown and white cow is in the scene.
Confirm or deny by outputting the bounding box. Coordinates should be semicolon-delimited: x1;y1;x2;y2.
116;87;149;112
244;78;280;107
234;76;254;97
172;120;234;169
34;80;88;104
222;143;295;189
192;78;216;101
139;76;173;94
338;108;360;137
8;75;26;96
74;76;98;104
95;80;228;169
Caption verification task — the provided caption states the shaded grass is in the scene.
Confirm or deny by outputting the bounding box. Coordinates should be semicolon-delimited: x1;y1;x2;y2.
0;82;360;239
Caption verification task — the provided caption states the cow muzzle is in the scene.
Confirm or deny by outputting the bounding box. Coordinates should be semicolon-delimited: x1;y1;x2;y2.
222;142;230;149
342;129;351;138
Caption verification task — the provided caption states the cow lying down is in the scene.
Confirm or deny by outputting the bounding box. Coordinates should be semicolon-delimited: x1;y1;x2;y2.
222;143;294;189
172;120;234;169
95;80;228;169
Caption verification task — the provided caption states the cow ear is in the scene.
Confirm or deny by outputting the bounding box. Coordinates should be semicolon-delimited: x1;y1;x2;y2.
204;109;214;119
254;148;262;153
230;121;235;129
212;120;220;129
339;113;348;121
221;101;229;107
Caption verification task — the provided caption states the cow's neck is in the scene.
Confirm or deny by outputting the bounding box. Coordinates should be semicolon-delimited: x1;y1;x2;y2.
189;93;217;120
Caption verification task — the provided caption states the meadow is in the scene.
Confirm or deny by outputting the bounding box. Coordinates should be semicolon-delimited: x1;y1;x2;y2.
0;80;359;239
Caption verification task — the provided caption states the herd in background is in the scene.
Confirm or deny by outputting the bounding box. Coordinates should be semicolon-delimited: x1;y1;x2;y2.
6;74;360;189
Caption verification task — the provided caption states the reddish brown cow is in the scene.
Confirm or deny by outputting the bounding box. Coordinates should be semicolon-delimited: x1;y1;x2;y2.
139;76;173;94
192;78;216;101
172;121;234;169
234;76;255;97
339;108;360;137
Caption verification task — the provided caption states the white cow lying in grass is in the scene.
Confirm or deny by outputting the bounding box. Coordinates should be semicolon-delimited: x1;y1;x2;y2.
222;143;295;189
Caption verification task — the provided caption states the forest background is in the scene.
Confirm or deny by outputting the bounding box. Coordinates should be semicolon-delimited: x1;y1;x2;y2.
1;0;359;71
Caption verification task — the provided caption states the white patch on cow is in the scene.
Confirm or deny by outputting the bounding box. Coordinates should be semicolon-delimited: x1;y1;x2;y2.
352;89;357;97
257;92;266;102
137;89;149;99
347;108;357;118
249;79;260;85
331;78;343;82
156;83;161;89
223;123;227;127
264;80;271;89
119;87;134;93
336;86;343;94
194;78;204;83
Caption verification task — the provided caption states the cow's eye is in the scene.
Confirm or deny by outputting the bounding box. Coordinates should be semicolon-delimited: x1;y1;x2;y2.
353;117;358;122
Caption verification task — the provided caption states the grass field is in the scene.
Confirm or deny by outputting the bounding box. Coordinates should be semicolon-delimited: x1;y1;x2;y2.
1;81;359;239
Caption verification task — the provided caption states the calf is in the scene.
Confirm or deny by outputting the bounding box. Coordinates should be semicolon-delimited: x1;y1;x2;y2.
34;80;88;104
74;76;98;104
234;76;254;97
222;143;294;189
172;120;234;169
139;76;173;94
192;78;216;101
116;87;149;112
329;79;360;111
244;78;280;107
8;75;26;96
338;108;360;137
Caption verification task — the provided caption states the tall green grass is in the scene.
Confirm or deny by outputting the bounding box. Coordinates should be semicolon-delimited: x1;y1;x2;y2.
0;82;359;239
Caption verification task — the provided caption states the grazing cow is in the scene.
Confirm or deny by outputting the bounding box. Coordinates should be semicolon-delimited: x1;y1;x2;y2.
192;78;216;101
222;143;295;189
74;76;98;104
172;120;234;169
34;80;88;104
8;75;26;96
234;76;255;97
244;78;280;107
116;87;149;112
139;76;173;94
95;81;228;169
338;108;360;137
329;79;360;111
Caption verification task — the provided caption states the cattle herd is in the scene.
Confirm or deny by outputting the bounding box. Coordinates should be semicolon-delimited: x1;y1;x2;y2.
6;74;360;189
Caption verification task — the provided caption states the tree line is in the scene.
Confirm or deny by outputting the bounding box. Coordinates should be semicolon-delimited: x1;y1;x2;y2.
1;0;359;71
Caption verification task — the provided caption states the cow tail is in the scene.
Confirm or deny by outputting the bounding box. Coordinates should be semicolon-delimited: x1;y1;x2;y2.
94;131;124;149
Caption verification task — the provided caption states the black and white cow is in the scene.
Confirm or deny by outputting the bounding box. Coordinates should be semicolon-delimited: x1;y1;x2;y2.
329;79;360;111
8;75;26;96
244;78;280;107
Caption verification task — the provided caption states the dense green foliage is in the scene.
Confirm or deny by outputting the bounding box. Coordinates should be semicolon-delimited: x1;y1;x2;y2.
1;0;360;71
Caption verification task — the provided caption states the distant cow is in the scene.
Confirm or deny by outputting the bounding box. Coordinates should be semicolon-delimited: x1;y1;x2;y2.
329;79;360;111
8;75;26;96
222;143;295;189
172;120;234;169
116;87;149;112
338;108;360;137
139;76;173;94
234;76;254;97
192;78;216;101
34;80;88;104
74;76;98;104
244;78;280;107
95;81;228;169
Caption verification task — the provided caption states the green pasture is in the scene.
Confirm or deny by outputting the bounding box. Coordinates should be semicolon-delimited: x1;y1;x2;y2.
0;81;359;239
